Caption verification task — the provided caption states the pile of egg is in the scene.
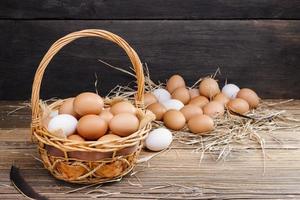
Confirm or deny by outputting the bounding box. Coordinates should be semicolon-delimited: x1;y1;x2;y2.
146;75;260;134
47;92;140;143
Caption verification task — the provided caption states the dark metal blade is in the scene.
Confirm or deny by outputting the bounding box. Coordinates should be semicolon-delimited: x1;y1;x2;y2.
10;165;48;200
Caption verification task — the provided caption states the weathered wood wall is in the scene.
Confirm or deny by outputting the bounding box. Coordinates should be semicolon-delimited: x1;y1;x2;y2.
0;1;299;100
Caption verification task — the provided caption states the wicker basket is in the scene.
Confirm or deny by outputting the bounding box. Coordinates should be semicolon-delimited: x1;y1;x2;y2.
31;29;154;184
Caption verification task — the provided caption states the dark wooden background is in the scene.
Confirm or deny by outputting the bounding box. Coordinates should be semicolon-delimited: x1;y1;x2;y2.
0;0;299;100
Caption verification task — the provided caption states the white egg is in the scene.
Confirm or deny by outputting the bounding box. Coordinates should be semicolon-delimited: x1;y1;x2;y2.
48;114;78;136
222;84;240;99
161;99;184;110
153;88;171;103
145;128;173;151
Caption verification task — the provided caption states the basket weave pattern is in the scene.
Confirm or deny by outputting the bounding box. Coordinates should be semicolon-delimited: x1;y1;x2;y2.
31;29;152;184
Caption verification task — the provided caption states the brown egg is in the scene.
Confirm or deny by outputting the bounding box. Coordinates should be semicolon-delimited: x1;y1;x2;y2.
189;88;200;99
144;93;158;107
99;109;114;123
109;113;139;137
73;92;104;116
97;134;138;156
188;114;214;134
237;88;260;108
163;109;186;131
59;98;79;118
166;74;186;93
171;87;191;104
213;93;230;105
98;134;121;142
110;101;136;115
180;104;203;121
189;96;209;108
67;134;85;141
96;134;121;148
199;78;220;99
203;101;225;118
227;98;250;114
77;115;108;140
147;102;167;121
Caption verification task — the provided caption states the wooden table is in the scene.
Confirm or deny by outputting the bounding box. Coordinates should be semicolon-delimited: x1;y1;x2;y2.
1;100;300;199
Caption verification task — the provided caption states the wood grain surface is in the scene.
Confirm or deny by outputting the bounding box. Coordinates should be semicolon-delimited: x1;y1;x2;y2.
0;100;300;199
1;0;300;19
0;20;299;100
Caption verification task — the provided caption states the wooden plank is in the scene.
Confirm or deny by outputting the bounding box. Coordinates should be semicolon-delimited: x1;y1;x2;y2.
1;0;300;19
0;20;299;100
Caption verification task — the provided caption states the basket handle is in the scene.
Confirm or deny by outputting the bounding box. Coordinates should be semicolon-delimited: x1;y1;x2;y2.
31;29;145;125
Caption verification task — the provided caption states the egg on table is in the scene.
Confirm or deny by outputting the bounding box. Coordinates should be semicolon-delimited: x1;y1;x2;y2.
236;88;260;108
144;93;158;107
203;101;225;118
227;98;250;114
171;87;191;104
147;102;167;121
213;93;230;105
199;77;220;99
166;74;186;93
180;104;203;121
161;99;184;111
153;88;171;103
189;88;200;99
163;109;186;131
189;96;209;108
187;114;214;134
145;128;173;151
222;84;240;99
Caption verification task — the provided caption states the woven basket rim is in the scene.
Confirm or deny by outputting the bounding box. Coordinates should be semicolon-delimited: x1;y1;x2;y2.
32;97;154;152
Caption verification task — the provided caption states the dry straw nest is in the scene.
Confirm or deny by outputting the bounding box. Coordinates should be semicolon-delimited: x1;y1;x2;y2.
30;29;154;184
